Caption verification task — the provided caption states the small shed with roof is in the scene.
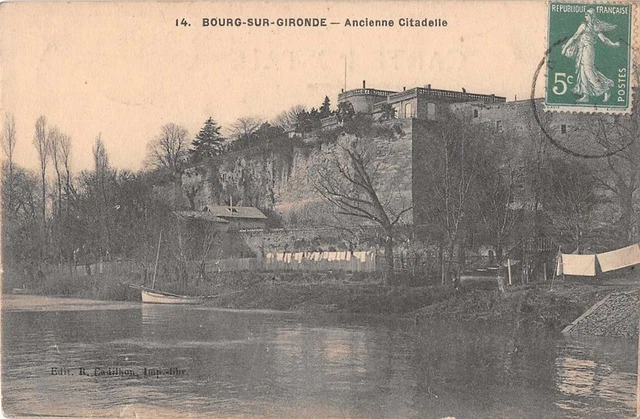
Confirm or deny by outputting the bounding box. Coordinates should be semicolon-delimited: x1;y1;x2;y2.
202;205;267;230
173;211;229;228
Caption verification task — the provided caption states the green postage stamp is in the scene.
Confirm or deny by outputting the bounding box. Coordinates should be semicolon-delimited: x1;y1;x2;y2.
546;2;634;113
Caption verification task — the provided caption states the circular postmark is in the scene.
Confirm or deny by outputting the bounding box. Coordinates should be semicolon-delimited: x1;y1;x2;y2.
529;36;635;159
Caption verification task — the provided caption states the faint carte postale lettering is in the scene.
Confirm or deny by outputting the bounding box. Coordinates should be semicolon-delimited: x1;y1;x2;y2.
545;2;634;113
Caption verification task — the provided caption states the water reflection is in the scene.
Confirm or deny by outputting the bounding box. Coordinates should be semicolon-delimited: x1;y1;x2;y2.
2;297;637;418
556;339;636;417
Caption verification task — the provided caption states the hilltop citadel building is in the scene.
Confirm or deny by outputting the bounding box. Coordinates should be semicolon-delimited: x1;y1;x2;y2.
183;81;632;256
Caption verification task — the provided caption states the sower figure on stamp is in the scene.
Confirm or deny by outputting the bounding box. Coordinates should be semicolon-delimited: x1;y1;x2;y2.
561;8;620;103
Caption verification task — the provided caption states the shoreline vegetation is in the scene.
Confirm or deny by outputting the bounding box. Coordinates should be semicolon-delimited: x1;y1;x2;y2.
6;270;635;332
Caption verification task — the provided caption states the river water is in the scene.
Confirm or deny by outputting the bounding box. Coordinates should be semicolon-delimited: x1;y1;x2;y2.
2;295;637;418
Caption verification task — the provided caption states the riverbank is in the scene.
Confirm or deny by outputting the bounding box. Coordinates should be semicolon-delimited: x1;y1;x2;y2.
212;280;629;331
411;282;618;331
7;270;638;332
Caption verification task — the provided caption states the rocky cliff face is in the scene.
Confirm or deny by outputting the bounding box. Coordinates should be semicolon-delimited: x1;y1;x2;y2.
274;121;414;226
183;120;414;227
182;145;293;212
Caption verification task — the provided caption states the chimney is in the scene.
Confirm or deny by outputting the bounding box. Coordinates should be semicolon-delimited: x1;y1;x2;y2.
403;87;406;91
362;80;366;89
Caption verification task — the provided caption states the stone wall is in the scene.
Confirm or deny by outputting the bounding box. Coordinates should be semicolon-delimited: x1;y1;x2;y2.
240;226;382;256
562;291;638;338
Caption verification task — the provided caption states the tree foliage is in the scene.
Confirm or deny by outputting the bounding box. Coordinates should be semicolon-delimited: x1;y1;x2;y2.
335;101;355;124
190;117;225;162
295;109;319;133
227;121;285;152
379;103;396;121
319;96;332;118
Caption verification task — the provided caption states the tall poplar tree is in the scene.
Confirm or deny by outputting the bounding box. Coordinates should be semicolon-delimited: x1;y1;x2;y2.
33;116;50;244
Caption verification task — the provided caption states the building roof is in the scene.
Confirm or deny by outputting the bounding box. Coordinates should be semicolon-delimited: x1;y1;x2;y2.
387;87;506;104
205;206;268;220
339;85;506;105
338;88;398;101
173;211;229;223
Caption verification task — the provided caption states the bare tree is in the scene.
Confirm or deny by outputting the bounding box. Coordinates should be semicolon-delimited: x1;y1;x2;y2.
584;83;639;244
545;157;600;251
2;165;42;280
229;117;263;140
93;134;110;182
146;123;189;175
58;133;74;210
417;115;499;284
272;105;307;130
591;129;638;244
33;116;50;230
316;116;411;280
182;166;205;210
93;134;112;257
2;112;17;209
193;223;218;284
476;158;521;263
524;105;552;242
548;67;640;245
49;127;64;217
48;127;74;263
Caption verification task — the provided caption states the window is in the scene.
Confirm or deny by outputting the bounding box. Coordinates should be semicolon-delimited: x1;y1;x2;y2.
473;109;479;118
405;103;412;119
561;124;567;134
495;120;503;132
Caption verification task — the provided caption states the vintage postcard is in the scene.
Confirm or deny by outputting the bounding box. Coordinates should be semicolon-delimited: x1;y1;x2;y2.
1;1;639;418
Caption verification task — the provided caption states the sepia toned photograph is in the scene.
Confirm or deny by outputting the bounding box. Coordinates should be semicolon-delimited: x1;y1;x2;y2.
0;1;638;417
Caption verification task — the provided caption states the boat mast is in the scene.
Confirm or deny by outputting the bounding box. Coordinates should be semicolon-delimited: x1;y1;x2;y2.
152;230;162;289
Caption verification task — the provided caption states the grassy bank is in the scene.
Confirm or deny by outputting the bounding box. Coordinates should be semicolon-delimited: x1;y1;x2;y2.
412;283;616;331
12;269;629;331
212;282;456;314
8;271;140;301
212;279;618;331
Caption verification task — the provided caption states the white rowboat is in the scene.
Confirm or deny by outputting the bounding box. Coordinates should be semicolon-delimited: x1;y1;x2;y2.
140;230;203;305
141;289;203;305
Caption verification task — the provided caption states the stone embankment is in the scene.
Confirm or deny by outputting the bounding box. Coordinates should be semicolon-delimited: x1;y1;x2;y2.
562;291;638;339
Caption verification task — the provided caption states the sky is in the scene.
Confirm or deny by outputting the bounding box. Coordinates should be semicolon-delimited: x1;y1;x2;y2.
0;1;547;172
